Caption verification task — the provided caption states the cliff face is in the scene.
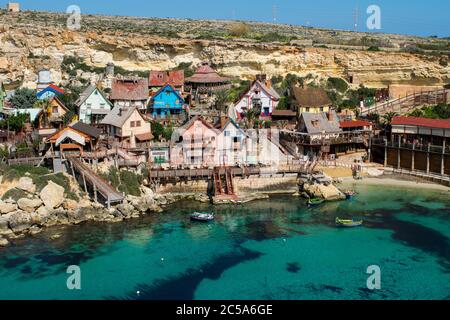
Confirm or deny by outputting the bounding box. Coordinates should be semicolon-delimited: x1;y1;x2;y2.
0;12;449;89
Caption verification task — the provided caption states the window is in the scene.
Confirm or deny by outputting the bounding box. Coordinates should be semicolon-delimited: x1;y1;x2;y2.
100;103;106;109
130;121;135;128
306;107;310;112
320;107;324;112
136;121;141;127
94;91;98;95
233;137;239;143
224;131;230;137
52;106;58;114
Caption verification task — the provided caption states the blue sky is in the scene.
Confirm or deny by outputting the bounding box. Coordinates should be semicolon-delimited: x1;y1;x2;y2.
5;0;450;37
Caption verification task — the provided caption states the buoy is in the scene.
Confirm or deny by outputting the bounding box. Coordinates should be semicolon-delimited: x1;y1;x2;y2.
136;291;140;296
161;258;165;261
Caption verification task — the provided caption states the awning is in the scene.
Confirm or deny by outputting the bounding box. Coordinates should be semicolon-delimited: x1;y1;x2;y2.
135;132;154;141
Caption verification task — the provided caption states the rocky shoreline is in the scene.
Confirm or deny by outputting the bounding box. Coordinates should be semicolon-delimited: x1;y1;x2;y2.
0;172;348;247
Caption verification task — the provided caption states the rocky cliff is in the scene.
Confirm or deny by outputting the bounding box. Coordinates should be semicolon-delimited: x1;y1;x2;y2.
0;10;449;89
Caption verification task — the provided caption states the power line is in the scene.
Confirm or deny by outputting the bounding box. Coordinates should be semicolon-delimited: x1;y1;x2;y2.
353;6;359;32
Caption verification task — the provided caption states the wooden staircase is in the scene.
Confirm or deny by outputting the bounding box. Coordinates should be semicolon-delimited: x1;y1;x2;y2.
213;167;237;199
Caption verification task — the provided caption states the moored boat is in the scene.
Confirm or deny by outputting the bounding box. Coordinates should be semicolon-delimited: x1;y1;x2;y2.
335;217;363;228
190;212;215;222
307;198;325;207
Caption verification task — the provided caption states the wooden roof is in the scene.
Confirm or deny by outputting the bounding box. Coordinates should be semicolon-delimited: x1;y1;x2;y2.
292;86;332;107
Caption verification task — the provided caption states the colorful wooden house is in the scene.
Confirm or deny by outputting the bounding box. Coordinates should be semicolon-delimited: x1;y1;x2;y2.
110;78;149;111
100;105;152;148
36;84;65;100
170;116;219;168
291;86;332;114
149;70;184;95
76;85;113;125
234;80;280;119
216;117;248;166
46;125;99;156
35;97;70;140
149;84;184;119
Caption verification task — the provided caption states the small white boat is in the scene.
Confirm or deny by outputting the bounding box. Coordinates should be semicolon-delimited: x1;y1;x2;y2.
190;212;215;222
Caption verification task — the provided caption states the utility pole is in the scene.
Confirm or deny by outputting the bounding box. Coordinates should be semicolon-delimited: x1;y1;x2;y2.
353;6;359;32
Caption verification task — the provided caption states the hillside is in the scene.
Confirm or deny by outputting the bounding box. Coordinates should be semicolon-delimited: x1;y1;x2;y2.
0;10;449;89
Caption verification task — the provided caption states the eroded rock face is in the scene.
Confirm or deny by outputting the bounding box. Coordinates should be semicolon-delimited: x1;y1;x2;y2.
40;181;65;209
17;198;42;212
7;211;35;233
16;177;36;193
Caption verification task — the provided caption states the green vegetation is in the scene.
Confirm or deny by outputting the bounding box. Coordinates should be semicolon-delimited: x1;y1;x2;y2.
228;80;250;103
367;46;380;52
0;113;28;133
62;55;149;78
327;77;349;93
228;22;251;38
171;62;195;78
151;121;174;141
9;88;37;109
0;164;78;201
100;167;145;197
409;104;450;119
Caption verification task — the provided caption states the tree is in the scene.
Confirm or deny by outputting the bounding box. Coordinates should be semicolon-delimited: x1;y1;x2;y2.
214;89;230;115
33;99;52;127
7;113;28;133
9;88;37;109
151;121;164;141
244;107;259;129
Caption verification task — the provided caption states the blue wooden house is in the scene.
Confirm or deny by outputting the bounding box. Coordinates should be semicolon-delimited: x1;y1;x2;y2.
149;84;184;119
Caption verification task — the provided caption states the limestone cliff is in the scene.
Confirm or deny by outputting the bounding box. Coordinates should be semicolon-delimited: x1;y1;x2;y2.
0;10;449;89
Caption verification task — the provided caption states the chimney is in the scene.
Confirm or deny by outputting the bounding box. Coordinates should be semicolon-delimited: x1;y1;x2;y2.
327;109;334;122
220;115;228;129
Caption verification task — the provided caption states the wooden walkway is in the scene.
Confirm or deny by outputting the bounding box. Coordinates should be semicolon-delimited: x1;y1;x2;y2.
360;89;449;116
67;157;124;208
149;164;307;181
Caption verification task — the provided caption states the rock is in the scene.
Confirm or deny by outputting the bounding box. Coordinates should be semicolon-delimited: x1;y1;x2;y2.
303;183;345;201
8;211;34;233
0;201;17;214
17;198;43;212
40;181;65;209
0;237;9;247
17;177;36;193
0;213;14;236
117;202;135;217
28;225;42;235
63;199;78;210
50;234;61;240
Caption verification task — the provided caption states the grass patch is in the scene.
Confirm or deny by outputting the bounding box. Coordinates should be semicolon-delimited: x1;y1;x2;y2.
1;188;28;202
100;168;144;197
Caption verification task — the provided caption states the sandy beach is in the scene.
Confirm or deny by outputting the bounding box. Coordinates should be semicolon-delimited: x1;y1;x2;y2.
340;176;450;191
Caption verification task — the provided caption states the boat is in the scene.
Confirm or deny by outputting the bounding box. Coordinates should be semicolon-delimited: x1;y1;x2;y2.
307;198;325;207
335;217;363;228
190;212;215;222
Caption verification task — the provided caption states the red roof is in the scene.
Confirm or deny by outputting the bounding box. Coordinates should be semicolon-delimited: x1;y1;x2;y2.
340;120;373;128
149;70;184;87
392;116;450;130
110;78;149;101
185;62;230;84
48;84;65;94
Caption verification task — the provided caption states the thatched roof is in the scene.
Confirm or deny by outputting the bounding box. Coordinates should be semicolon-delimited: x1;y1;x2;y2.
292;86;332;107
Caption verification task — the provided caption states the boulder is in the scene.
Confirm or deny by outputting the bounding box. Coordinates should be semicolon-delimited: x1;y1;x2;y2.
303;183;345;201
0;237;9;247
17;198;43;212
0;213;14;235
0;201;17;214
8;211;34;233
117;202;135;217
17;177;36;193
63;199;78;211
40;181;65;209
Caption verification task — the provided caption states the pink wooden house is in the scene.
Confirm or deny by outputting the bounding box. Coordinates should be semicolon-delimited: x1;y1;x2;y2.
170;116;219;168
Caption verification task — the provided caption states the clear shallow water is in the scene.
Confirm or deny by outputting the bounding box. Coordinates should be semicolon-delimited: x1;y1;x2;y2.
1;184;450;300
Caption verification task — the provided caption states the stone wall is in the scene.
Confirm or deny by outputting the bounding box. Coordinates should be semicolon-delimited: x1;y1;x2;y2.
155;174;299;195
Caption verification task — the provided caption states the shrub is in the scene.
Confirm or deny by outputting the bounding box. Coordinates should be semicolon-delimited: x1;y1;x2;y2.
228;22;251;38
327;77;349;93
9;88;37;109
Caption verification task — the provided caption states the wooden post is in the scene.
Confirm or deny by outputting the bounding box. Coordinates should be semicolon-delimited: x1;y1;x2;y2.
82;173;88;193
107;194;111;210
411;143;415;171
93;183;98;203
384;140;388;167
441;140;446;176
426;143;431;174
70;161;75;177
397;137;401;169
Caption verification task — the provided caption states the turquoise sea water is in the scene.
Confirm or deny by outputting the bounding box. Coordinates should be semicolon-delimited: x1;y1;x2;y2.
0;184;450;300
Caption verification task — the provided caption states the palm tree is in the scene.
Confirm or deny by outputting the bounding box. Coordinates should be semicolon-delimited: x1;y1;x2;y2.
245;107;259;129
33;99;52;128
381;111;398;135
214;89;230;116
